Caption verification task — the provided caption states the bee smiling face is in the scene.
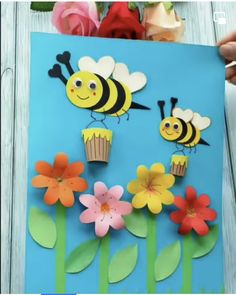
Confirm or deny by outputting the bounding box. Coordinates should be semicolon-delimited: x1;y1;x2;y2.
66;71;103;108
160;117;183;141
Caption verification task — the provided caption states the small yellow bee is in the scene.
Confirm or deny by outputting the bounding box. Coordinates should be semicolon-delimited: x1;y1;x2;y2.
48;51;150;122
157;98;211;152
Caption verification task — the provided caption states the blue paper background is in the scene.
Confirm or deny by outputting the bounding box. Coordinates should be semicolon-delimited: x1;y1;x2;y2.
25;33;225;293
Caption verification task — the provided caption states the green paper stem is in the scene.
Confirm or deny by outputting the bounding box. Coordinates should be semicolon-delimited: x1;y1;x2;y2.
55;203;66;293
147;212;156;293
99;234;110;293
182;234;193;293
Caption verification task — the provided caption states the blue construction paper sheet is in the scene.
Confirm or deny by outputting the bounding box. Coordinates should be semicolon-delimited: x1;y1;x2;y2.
25;32;225;294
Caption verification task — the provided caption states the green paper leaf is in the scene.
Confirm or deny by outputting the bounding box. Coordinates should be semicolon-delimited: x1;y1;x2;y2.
30;2;55;12
124;209;147;238
163;2;174;12
154;240;181;281
109;244;138;283
66;239;100;273
192;225;219;258
29;207;56;248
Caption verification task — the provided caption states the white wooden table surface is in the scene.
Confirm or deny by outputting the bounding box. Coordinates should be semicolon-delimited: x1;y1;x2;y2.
1;2;236;293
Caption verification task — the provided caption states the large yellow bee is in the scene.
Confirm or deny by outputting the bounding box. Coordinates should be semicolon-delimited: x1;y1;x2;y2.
157;98;211;152
48;51;150;121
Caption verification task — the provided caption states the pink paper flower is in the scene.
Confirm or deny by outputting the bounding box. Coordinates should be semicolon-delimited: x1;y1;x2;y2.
52;2;100;36
79;182;132;237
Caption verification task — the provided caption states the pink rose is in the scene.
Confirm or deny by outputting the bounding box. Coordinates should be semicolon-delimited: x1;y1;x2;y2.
52;2;100;36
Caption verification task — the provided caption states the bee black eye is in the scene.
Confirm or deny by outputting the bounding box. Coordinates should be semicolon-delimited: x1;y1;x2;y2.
173;123;179;130
165;122;170;128
74;79;82;88
88;81;97;90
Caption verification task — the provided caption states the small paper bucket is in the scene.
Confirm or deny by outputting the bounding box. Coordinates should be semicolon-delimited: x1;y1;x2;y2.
82;128;113;163
171;155;188;177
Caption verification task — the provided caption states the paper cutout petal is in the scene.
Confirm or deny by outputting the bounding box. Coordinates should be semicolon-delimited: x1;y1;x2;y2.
124;209;147;238
65;239;100;273
94;181;108;198
109;244;138;283
64;177;88;192
108;185;124;200
151;163;165;174
154;240;181;281
79;194;97;208
35;161;53;177
63;162;85;178
53;153;69;178
78;56;115;79
113;63;147;93
59;184;75;207
192;225;219;258
28;207;57;248
32;175;56;188
95;217;110;237
44;186;59;205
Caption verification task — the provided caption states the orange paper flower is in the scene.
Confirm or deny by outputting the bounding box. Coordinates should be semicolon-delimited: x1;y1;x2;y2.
32;153;88;207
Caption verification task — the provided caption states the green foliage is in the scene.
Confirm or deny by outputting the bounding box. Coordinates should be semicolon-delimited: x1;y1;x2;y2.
124;209;147;238
155;240;181;281
65;239;100;273
109;244;138;283
192;225;219;258
31;2;55;12
29;207;56;248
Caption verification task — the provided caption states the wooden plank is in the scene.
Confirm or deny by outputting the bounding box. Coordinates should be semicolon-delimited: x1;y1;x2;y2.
10;2;30;293
212;1;236;187
175;2;215;45
10;4;56;293
1;2;16;293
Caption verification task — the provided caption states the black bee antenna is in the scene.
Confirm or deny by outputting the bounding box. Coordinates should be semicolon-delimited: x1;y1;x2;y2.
157;100;165;120
56;51;74;76
170;97;178;116
48;64;68;85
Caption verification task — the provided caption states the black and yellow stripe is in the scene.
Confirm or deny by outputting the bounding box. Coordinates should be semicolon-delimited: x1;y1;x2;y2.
175;119;201;147
87;74;149;117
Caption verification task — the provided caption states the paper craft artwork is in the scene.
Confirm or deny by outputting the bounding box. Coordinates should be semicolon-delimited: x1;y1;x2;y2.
82;128;112;163
157;97;211;177
170;186;217;236
32;152;88;207
128;163;175;214
79;181;132;237
48;51;150;124
26;33;225;294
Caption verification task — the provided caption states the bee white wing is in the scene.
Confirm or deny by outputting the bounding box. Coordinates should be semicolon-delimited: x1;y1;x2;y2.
191;112;211;130
112;63;147;93
172;107;194;123
78;56;115;79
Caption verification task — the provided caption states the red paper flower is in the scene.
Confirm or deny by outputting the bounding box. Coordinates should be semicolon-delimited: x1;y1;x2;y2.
32;153;88;207
170;186;217;236
98;2;145;39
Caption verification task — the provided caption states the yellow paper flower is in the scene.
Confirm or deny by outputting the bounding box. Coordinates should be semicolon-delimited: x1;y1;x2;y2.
127;163;175;214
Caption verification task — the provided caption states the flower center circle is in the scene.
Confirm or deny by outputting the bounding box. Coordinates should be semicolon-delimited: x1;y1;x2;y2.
187;208;196;217
101;203;110;213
